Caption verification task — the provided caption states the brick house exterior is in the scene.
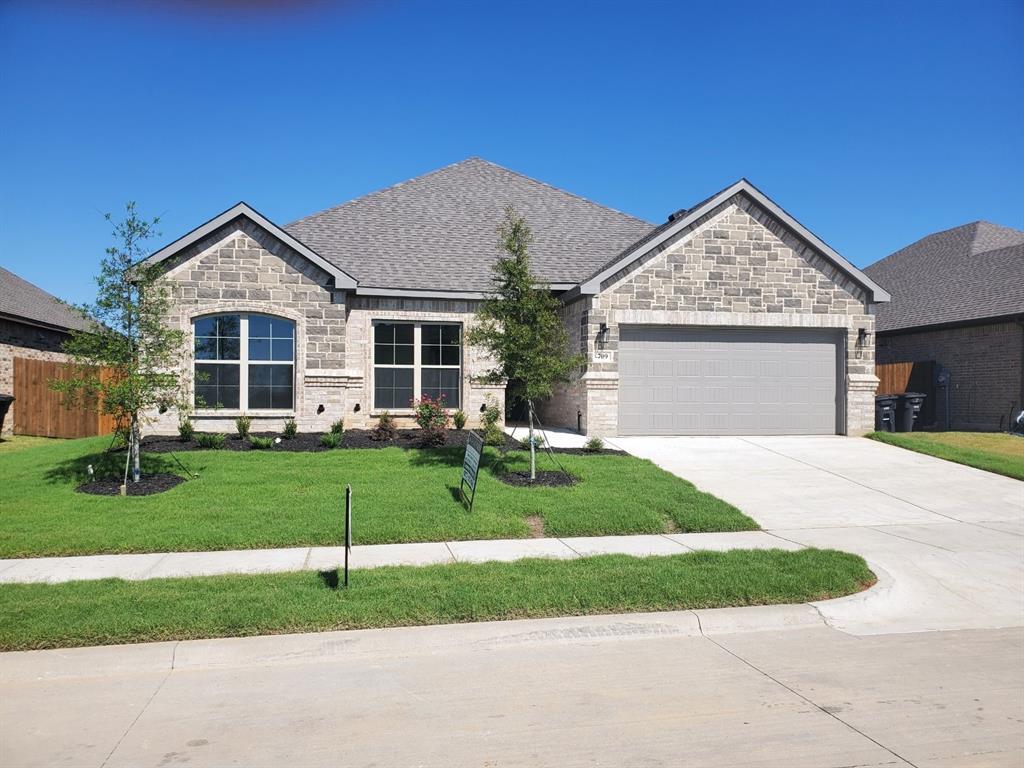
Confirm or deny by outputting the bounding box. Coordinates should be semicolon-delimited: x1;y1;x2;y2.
144;159;889;437
866;222;1024;432
0;268;92;436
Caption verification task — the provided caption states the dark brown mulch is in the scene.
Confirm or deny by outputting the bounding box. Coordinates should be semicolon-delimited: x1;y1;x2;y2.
140;430;524;453
547;447;628;456
76;473;185;496
498;470;577;488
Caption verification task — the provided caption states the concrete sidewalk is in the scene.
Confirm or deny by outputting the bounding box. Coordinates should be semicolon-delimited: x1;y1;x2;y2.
0;530;801;585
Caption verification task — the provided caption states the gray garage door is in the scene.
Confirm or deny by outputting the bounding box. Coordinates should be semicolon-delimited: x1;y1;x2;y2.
618;326;842;436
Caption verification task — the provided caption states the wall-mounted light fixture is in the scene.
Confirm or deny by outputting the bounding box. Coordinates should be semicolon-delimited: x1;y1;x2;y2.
317;404;325;414
857;327;870;346
596;323;609;349
353;403;361;413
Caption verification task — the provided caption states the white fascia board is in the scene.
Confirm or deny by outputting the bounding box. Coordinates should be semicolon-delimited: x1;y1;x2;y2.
143;202;358;290
355;283;578;300
579;180;890;303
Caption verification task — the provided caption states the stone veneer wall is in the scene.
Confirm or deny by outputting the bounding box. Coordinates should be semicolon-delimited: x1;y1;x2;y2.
877;320;1023;431
151;219;349;435
345;296;503;429
0;318;72;436
542;197;878;437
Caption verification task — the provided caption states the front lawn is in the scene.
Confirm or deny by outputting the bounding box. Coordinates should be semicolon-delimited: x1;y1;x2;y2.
0;549;873;650
0;436;755;557
867;431;1024;481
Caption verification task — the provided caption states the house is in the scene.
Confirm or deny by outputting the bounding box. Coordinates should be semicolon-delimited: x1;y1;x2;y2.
865;222;1024;431
143;158;889;437
0;267;94;436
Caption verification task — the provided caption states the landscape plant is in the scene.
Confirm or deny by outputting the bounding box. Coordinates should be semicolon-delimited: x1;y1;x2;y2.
178;418;194;442
468;206;585;479
250;436;273;450
412;394;450;446
583;437;604;453
319;432;341;449
282;418;298;439
50;203;190;485
330;418;345;436
195;433;226;450
452;409;467;430
235;413;251;440
371;410;397;441
480;395;505;446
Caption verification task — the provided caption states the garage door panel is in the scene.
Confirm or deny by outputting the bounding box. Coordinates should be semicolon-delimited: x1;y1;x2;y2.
618;326;840;436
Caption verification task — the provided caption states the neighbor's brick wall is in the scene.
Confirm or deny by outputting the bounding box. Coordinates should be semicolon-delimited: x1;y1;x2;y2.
542;198;878;436
345;296;503;429
153;219;348;434
0;318;72;436
877;320;1023;431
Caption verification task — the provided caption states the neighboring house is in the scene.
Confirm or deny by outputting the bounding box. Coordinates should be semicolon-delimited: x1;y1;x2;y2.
0;267;93;436
865;222;1024;431
143;158;889;437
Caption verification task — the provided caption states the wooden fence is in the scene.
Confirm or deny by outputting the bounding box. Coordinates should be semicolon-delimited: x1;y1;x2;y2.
876;360;937;426
13;357;118;438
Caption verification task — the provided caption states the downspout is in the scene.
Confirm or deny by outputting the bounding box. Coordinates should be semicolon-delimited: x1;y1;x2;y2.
1016;318;1024;432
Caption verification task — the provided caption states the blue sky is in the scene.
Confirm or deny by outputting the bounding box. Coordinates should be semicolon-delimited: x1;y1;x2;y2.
1;0;1021;305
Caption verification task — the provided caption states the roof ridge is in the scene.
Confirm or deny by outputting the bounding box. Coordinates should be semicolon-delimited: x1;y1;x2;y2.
463;157;655;227
285;157;482;228
286;157;655;229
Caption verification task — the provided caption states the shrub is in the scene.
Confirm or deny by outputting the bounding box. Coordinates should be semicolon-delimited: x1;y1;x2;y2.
371;411;397;442
330;418;345;435
235;413;251;439
583;436;604;453
178;418;194;442
452;409;467;430
526;433;545;449
250;436;273;450
282;418;298;439
480;394;502;430
320;432;341;449
483;425;505;447
196;433;226;450
412;395;450;445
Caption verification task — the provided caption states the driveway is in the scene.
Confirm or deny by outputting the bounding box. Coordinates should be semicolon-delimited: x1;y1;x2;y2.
610;435;1024;635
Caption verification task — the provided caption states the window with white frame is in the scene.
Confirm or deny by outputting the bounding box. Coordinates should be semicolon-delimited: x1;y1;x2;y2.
373;322;461;409
194;314;295;410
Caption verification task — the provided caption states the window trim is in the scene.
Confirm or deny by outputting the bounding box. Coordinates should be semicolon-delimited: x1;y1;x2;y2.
193;313;296;413
371;321;462;412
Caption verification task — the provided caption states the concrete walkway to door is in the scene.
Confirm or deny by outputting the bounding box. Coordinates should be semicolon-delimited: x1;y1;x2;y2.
610;435;1024;635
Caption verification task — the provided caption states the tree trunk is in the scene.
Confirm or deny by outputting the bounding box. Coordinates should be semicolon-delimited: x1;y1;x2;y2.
130;416;141;483
528;400;536;482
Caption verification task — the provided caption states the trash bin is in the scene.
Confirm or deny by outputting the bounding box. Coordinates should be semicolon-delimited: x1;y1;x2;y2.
896;392;927;432
874;394;898;432
0;394;13;437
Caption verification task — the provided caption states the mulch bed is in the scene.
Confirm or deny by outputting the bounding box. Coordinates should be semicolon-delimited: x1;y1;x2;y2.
140;430;523;453
546;447;628;456
498;470;577;488
76;473;185;497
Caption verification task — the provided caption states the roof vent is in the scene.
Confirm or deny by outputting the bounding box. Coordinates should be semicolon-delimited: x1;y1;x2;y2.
666;208;688;223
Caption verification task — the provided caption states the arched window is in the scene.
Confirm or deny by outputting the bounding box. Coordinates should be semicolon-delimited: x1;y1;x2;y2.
193;314;295;411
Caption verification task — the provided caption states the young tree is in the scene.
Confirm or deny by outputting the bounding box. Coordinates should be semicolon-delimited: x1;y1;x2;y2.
52;203;188;485
468;205;585;480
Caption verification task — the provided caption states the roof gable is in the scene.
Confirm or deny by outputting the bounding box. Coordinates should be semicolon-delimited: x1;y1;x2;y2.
865;221;1024;332
284;158;654;294
0;267;93;333
144;203;357;289
577;179;890;303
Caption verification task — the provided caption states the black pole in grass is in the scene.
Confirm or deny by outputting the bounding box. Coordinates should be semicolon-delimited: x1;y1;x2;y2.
344;484;352;588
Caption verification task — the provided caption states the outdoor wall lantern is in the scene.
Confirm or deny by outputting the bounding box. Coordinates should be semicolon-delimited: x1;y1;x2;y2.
353;403;361;413
857;327;870;346
596;323;609;349
317;404;325;414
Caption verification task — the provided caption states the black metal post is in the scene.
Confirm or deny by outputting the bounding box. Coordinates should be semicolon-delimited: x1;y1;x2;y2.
344;484;352;588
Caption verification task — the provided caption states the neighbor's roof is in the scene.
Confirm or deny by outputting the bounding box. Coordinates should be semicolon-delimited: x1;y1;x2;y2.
865;222;1024;332
0;266;93;333
284;157;654;293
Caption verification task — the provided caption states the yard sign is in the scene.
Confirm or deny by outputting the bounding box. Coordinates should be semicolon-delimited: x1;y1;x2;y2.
460;431;484;512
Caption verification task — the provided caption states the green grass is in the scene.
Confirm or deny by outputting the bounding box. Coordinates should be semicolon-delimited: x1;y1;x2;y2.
0;437;755;557
0;435;61;454
867;431;1024;481
0;549;873;650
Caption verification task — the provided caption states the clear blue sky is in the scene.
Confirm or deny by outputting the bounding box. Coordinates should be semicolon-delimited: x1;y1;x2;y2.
2;0;1021;305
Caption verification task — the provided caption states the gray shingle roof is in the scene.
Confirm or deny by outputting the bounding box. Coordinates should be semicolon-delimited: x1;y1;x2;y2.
284;157;654;292
864;222;1024;333
0;267;93;333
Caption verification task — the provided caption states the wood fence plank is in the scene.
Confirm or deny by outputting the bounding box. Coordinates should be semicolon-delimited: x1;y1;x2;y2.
12;357;115;438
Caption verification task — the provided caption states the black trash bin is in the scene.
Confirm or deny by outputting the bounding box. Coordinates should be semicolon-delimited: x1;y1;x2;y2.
874;394;898;432
0;394;13;438
896;392;927;432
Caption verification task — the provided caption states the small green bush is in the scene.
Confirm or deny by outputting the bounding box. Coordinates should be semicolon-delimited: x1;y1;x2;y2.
452;410;467;430
235;413;251;439
282;418;298;439
330;418;345;435
196;433;226;450
178;418;194;442
250;436;273;450
483;424;505;447
371;411;397;442
525;433;545;449
320;432;341;449
480;395;502;431
583;436;604;453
